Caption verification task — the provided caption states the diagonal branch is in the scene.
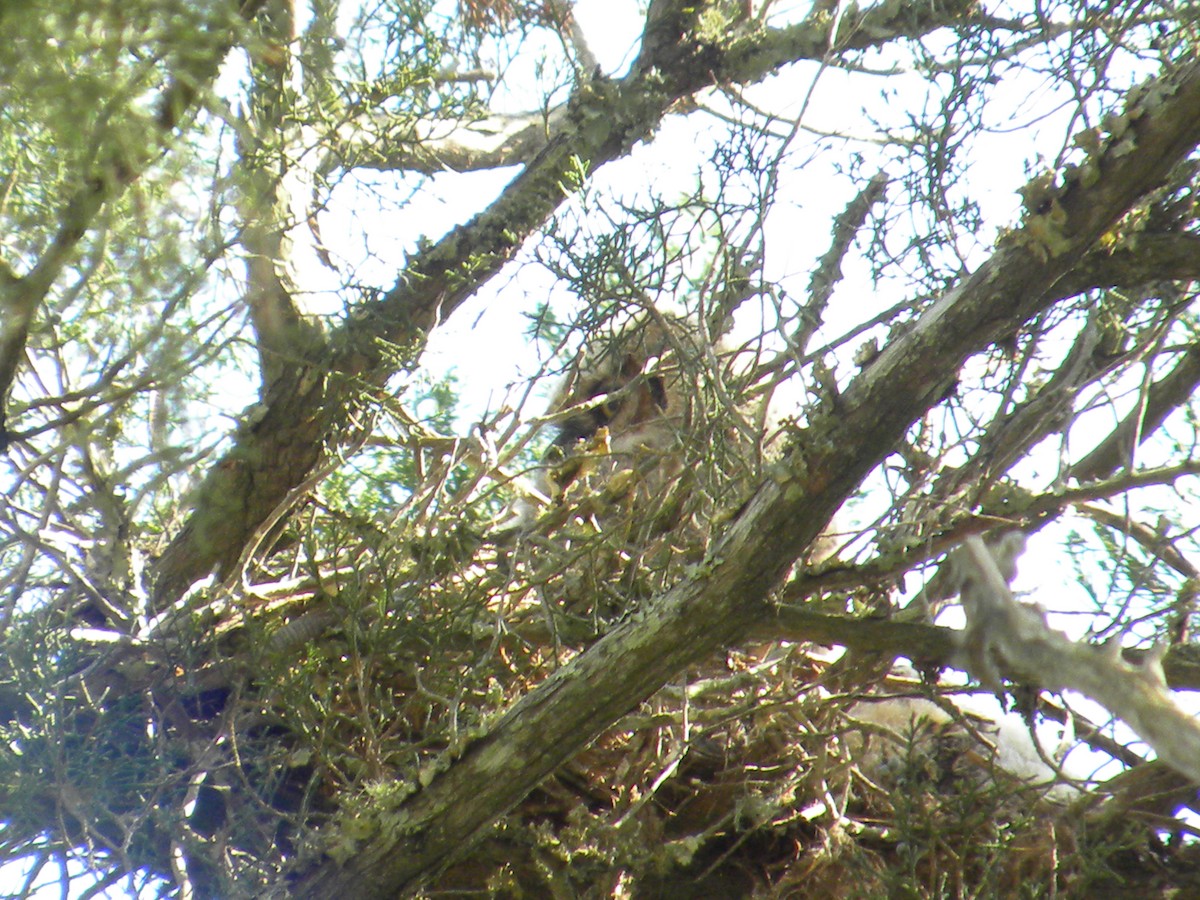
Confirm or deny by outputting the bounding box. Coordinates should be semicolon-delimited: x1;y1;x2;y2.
152;0;980;608
1071;338;1200;482
280;56;1200;899
956;534;1200;783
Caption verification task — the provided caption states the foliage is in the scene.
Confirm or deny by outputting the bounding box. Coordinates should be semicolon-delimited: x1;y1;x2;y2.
3;0;1200;897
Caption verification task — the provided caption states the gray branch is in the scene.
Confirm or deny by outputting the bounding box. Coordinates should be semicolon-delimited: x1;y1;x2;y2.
281;54;1200;899
955;534;1200;784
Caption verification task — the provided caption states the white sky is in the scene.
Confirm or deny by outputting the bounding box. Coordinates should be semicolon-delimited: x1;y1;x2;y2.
303;0;1191;768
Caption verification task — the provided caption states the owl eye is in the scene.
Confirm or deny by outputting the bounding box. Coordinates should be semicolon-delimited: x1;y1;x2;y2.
647;375;668;412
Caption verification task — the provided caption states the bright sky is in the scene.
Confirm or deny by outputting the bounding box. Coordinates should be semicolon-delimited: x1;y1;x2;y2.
300;0;1173;728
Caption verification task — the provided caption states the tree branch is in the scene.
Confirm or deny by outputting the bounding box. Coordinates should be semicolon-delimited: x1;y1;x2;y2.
1071;338;1200;482
342;108;567;175
955;535;1200;783
0;0;271;446
280;56;1200;898
763;602;1200;693
153;0;980;607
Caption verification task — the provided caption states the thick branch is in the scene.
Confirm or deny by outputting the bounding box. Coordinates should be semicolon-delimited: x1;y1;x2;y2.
762;602;1200;692
238;0;320;389
957;536;1200;783
281;56;1200;898
1071;338;1200;482
154;0;979;607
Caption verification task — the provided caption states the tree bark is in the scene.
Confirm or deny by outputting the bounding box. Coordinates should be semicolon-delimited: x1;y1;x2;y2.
282;57;1200;898
152;0;979;606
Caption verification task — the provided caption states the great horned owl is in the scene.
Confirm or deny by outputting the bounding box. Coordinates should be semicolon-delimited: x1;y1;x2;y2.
538;312;694;503
503;309;733;630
